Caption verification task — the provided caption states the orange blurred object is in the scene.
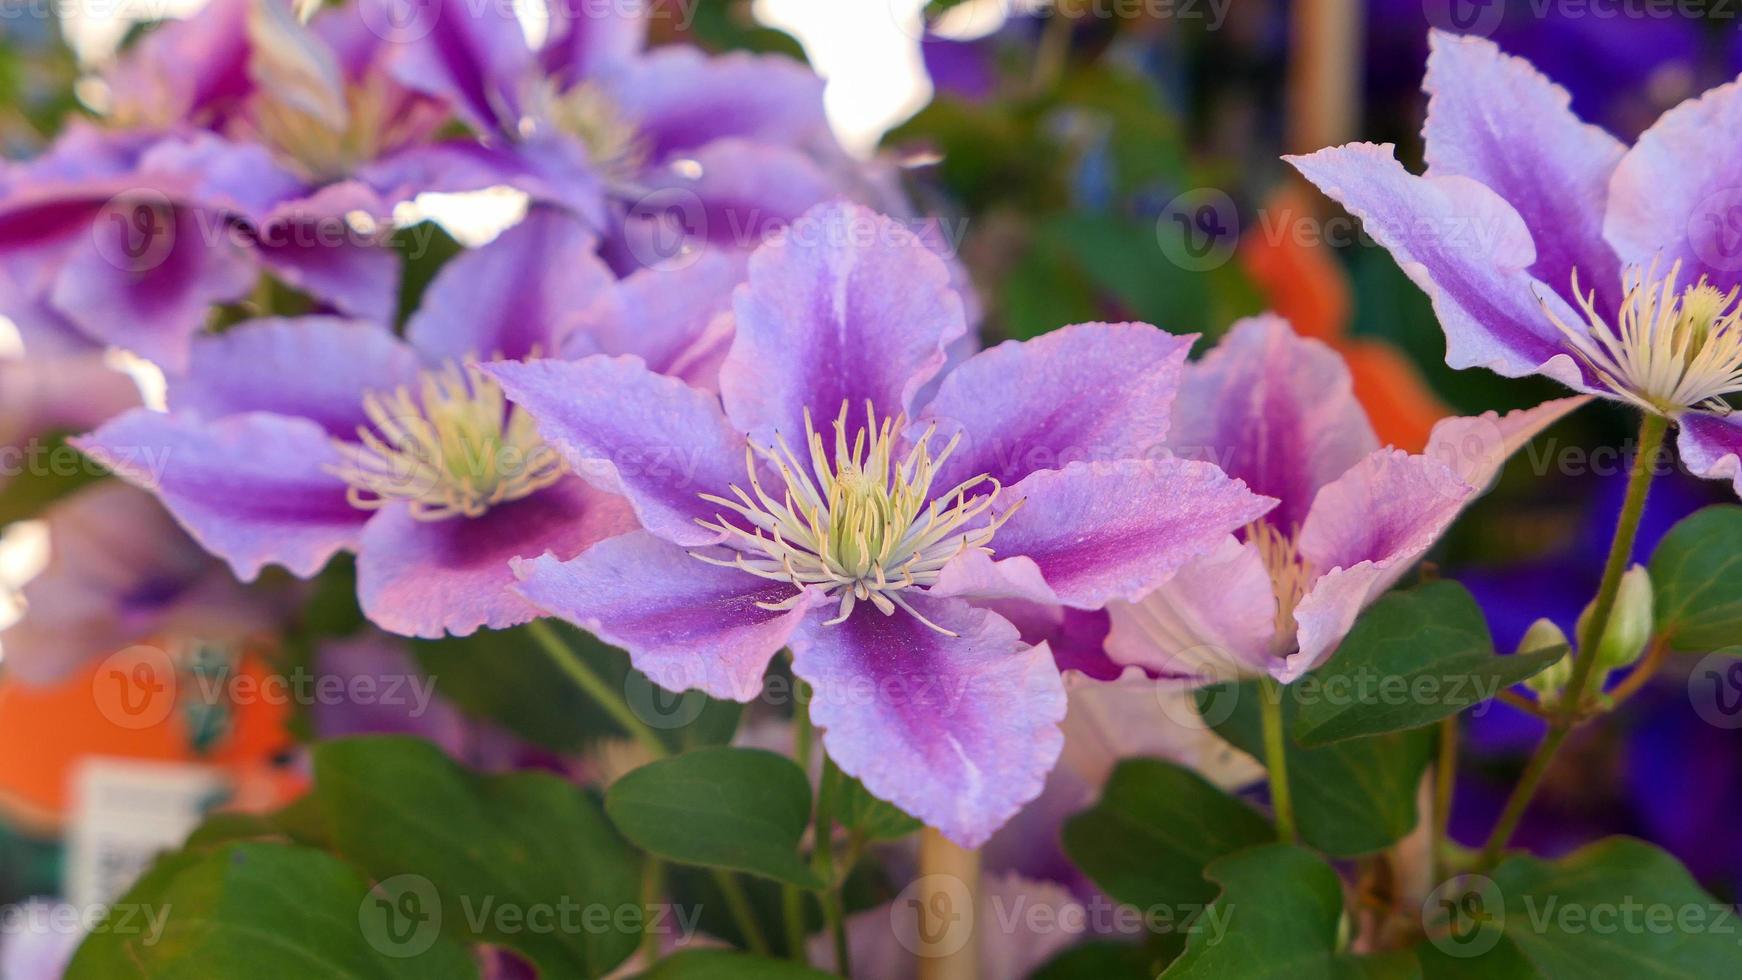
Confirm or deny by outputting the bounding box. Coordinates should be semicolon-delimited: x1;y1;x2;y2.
1239;184;1449;451
0;641;305;835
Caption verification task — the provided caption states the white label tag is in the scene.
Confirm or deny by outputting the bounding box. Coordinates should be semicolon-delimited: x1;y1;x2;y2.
64;758;227;909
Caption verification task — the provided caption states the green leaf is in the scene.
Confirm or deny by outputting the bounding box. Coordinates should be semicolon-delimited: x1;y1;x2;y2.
819;764;921;842
1294;582;1563;746
412;624;629;751
1650;505;1742;651
1199;683;1433;857
66;842;477;979
634;949;835;979
1063;759;1273;910
414;623;741;753
311;736;642;978
1031;941;1160;979
606;747;823;888
1163;845;1418;979
0;434;106;527
1417;838;1742;978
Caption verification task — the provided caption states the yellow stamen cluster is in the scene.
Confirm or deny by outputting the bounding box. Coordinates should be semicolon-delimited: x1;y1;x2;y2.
1248;521;1313;651
692;401;1020;635
248;71;434;182
329;361;563;521
1546;259;1742;416
535;82;650;187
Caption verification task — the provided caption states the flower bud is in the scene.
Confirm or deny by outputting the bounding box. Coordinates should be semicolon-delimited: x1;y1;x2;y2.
1576;565;1654;672
1520;618;1573;707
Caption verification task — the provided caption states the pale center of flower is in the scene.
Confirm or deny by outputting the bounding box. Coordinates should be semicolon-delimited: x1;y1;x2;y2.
1248;521;1312;651
691;401;1020;635
249;72;433;183
1545;258;1742;415
533;82;650;187
328;361;564;521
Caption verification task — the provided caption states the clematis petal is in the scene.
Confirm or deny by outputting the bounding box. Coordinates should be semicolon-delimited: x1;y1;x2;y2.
0;483;265;686
720;201;966;444
607;47;829;161
617;139;838;268
1289;450;1475;676
1287;143;1592;391
1605;76;1742;292
171;317;422;437
1104;536;1280;684
252;183;400;325
918;321;1191;489
485;356;745;546
513;530;824;700
356;477;637;639
539;0;646;87
1423;31;1625;312
938;459;1275;610
75;410;368;581
49;207;257;372
789;596;1065;848
1676;413;1742;498
561;249;741;376
381;0;534;135
1423;395;1592;494
1168;314;1378;532
406;207;614;363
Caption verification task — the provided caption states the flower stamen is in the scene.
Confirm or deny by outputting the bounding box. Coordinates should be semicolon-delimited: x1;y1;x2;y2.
1543;258;1742;415
1248;521;1312;652
691;400;1021;635
328;360;564;521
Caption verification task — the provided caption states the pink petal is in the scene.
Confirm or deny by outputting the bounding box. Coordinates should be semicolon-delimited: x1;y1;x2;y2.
513;530;824;700
791;596;1065;848
1169;314;1377;531
917;321;1191;490
356;477;637;639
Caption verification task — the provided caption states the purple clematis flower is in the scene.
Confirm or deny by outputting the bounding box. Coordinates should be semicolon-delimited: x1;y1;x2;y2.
374;0;848;267
0;0;505;368
485;202;1274;845
1290;30;1742;499
73;208;728;638
1105;316;1588;683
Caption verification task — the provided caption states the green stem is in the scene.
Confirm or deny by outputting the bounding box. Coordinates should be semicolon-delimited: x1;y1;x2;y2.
1259;677;1298;844
1477;412;1667;869
527;619;769;956
1433;716;1458;882
640;857;664;967
526;619;668;759
815;755;849;976
715;871;772;957
785;675;815;964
